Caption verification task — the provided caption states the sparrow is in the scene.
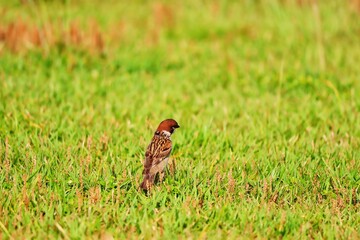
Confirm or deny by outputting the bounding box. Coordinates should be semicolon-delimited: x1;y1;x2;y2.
140;119;180;191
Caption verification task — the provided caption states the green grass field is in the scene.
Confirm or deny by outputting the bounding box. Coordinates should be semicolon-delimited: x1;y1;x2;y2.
0;0;360;239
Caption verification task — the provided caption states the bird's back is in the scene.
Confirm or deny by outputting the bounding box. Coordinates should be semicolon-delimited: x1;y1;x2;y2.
143;133;172;175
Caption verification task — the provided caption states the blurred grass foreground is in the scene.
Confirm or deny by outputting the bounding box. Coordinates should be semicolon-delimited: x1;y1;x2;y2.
0;0;360;239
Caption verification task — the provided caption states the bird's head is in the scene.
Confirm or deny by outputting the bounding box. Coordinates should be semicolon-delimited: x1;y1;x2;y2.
156;119;180;135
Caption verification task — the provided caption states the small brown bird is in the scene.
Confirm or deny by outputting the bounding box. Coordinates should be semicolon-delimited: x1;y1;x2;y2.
140;119;180;191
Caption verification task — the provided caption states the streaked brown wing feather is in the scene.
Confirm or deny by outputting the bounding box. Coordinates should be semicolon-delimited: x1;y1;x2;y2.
143;135;172;174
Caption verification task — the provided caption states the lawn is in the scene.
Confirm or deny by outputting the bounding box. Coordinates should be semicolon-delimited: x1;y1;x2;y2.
0;0;359;239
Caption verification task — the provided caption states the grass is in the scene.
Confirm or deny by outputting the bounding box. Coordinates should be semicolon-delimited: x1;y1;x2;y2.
0;0;360;239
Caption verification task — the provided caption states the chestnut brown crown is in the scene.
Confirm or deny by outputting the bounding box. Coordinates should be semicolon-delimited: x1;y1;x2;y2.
156;119;180;134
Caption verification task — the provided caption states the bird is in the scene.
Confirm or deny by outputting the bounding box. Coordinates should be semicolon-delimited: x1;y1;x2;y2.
140;119;180;191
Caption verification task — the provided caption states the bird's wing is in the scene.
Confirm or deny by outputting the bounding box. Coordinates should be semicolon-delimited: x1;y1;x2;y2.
143;135;172;173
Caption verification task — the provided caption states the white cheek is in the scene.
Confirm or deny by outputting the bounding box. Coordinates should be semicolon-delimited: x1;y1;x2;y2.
162;130;171;137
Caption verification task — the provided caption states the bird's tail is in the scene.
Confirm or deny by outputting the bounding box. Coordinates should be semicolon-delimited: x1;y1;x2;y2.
140;174;154;191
